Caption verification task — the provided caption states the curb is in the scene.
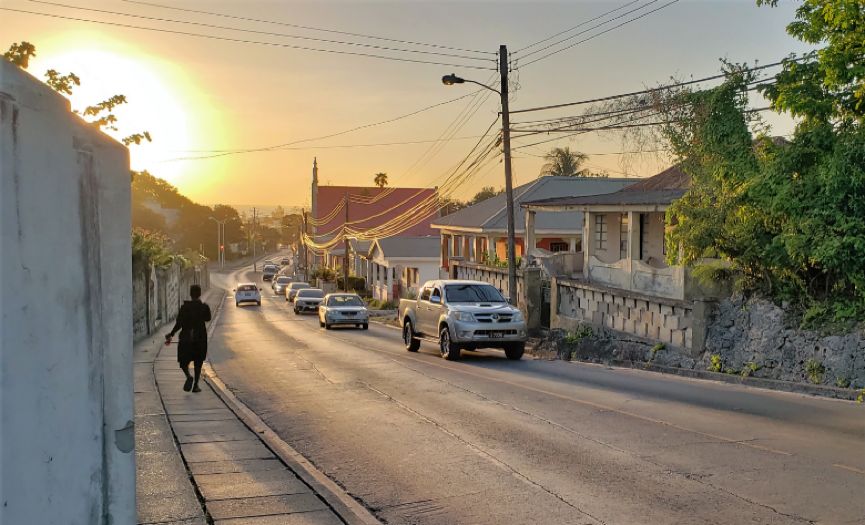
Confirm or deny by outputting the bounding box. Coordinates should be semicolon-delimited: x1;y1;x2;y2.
203;365;382;525
202;285;383;525
609;359;861;401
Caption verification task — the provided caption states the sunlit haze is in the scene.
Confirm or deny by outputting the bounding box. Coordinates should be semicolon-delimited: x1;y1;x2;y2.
2;0;809;206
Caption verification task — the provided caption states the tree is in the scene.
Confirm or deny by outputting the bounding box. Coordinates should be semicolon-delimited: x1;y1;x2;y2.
538;147;589;177
373;172;388;188
3;41;35;68
5;41;152;147
470;186;503;205
657;0;865;327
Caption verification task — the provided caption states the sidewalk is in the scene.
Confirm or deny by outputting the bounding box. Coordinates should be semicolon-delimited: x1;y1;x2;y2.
135;289;352;525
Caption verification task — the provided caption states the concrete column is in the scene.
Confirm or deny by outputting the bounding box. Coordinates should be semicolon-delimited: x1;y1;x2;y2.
523;267;543;332
463;236;471;262
569;236;577;252
440;234;449;269
384;264;392;301
582;212;592;279
627;210;639;267
524;209;536;265
486;235;496;259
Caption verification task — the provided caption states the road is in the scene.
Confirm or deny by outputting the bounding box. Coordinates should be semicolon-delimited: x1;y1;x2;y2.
206;262;865;525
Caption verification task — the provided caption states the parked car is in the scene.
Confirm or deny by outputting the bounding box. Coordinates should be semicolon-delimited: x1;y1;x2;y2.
319;293;369;330
262;264;279;281
398;280;527;361
294;288;324;314
285;282;311;302
233;282;262;307
272;275;293;295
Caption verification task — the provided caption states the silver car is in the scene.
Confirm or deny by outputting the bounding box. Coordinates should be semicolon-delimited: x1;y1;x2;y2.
319;293;369;330
272;275;292;295
285;282;310;302
293;288;324;314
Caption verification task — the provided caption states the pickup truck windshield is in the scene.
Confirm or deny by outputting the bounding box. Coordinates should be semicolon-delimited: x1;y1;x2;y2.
444;284;506;303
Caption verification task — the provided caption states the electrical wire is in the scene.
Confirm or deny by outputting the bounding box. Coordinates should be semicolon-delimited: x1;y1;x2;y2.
517;0;681;69
120;0;496;56
0;7;498;71
26;0;495;63
515;0;645;54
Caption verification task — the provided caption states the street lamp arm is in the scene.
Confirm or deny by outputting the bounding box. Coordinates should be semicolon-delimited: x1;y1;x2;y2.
441;73;500;96
463;79;500;95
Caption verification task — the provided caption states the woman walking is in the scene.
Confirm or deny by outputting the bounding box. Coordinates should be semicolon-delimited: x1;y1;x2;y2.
165;284;212;392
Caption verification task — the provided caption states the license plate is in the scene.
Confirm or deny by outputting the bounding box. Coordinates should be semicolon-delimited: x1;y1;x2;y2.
343;312;356;316
489;331;504;338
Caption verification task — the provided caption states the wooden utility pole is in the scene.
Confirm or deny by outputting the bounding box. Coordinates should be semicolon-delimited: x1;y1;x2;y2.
499;44;517;305
343;193;350;292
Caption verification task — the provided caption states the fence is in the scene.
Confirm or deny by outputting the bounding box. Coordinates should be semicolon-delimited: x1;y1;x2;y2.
133;261;210;341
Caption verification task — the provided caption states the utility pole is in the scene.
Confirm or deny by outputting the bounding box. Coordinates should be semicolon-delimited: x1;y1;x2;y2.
252;207;257;271
343;193;350;292
302;209;309;279
499;44;517;306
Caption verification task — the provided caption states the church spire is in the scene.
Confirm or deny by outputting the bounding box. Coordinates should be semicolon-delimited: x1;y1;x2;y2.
312;157;318;185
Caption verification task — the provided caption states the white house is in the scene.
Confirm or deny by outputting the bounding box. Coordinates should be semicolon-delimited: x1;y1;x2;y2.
365;236;440;302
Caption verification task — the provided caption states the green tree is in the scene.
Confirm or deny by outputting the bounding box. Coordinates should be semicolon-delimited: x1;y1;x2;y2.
470;186;502;205
373;172;388;188
3;41;35;68
538;147;590;177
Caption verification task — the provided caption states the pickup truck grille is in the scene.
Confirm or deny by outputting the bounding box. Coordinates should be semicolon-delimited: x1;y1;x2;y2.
474;313;514;323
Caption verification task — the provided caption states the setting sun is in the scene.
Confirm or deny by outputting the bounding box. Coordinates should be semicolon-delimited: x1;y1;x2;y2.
29;34;213;189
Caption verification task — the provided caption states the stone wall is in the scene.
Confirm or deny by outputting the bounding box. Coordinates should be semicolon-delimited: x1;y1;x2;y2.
132;261;209;341
701;297;865;388
552;277;708;354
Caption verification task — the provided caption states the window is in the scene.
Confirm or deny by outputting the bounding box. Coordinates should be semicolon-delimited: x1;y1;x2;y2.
620;213;629;259
430;287;442;303
420;288;432;301
640;213;648;259
549;242;569;253
594;215;607;250
444;284;506;303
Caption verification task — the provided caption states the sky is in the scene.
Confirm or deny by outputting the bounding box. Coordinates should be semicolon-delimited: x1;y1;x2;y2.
1;0;811;207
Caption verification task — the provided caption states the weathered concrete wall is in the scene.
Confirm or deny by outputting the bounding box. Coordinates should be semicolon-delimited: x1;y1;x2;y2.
1;61;134;524
132;261;209;341
552;277;706;353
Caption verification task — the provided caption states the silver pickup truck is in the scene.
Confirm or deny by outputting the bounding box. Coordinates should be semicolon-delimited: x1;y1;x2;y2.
398;279;527;361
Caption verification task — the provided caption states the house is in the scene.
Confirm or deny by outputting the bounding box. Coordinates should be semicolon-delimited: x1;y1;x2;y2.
430;176;638;272
363;236;440;302
523;166;690;300
306;158;439;269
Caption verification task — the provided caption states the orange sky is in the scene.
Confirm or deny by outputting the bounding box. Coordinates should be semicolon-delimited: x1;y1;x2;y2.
1;0;809;207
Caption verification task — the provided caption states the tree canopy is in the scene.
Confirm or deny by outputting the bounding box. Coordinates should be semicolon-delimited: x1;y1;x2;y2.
538;147;589;177
373;172;388;188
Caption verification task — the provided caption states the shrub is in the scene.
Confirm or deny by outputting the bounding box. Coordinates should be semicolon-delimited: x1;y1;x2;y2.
740;362;761;378
708;354;723;373
563;325;593;344
804;359;825;384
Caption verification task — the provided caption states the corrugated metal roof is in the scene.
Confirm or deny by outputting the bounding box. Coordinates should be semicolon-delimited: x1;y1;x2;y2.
374;236;440;259
431;176;638;233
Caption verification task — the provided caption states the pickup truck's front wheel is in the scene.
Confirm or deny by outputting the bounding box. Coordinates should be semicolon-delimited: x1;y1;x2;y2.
439;326;461;361
504;342;525;360
403;321;420;352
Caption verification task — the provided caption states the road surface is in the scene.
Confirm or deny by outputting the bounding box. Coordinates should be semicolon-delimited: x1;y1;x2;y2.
206;263;865;525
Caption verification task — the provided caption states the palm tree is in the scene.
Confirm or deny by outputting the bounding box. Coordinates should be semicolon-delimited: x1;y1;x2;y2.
538;147;589;177
373;172;388;188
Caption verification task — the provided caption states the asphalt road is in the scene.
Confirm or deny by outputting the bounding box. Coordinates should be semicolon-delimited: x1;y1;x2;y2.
207;262;865;525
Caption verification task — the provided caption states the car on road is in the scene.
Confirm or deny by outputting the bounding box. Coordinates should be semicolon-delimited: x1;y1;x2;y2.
285;282;311;302
398;280;527;361
262;264;279;282
293;288;324;314
233;283;262;307
319;293;369;330
280;257;291;266
272;275;293;296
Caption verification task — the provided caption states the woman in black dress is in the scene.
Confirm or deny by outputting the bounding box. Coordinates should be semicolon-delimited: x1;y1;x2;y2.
165;284;212;392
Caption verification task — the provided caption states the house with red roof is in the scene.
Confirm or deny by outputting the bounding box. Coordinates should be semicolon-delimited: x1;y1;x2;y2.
304;158;439;276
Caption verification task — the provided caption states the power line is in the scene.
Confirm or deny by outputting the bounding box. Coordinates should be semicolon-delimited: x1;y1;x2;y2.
516;0;661;60
26;0;494;63
120;0;495;56
518;0;681;69
0;7;497;71
515;0;645;54
164;89;486;161
509;60;791;115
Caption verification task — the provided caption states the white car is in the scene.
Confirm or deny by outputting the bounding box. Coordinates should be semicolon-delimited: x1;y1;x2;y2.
234;282;261;306
319;293;369;330
293;288;324;314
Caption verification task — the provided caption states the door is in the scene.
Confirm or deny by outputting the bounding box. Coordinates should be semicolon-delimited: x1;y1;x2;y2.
416;287;433;333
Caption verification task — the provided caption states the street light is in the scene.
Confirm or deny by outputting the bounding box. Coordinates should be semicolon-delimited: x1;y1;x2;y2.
208;216;227;269
441;44;518;306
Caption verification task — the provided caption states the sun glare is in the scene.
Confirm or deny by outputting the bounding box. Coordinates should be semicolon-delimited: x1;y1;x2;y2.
30;35;208;188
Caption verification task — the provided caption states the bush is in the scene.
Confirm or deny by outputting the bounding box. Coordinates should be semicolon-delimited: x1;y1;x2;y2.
336;276;366;292
804;359;825;384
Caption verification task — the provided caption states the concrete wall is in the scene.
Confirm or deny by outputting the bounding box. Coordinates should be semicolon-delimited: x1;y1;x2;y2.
132;261;209;341
552;277;709;354
1;62;134;524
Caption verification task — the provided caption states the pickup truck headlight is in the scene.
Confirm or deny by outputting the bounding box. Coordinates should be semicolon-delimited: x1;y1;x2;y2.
511;311;524;323
452;311;476;322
